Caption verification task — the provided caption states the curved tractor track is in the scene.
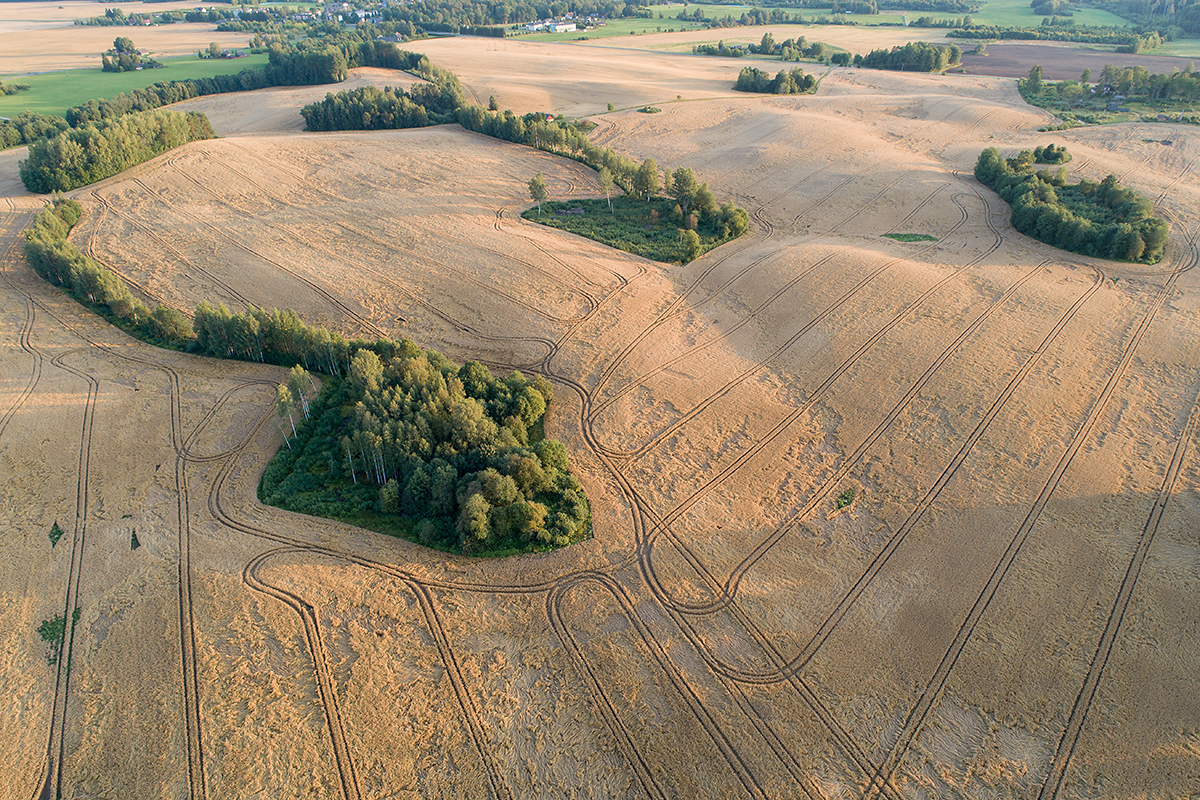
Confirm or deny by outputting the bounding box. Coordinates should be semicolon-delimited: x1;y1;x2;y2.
13;70;1200;800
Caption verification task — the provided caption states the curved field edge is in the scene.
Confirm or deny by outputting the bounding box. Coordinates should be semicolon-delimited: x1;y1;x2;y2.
23;198;593;558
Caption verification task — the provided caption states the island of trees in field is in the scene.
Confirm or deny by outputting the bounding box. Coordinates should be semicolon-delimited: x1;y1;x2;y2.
263;349;590;555
524;162;749;264
26;200;587;556
101;36;162;72
856;41;962;71
734;66;819;94
975;146;1168;263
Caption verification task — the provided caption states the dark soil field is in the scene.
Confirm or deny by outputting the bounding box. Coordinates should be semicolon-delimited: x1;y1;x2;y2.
958;42;1198;80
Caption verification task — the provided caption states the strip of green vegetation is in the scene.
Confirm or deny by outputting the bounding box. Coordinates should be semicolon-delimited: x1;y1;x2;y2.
26;199;197;346
975;145;1168;263
38;615;66;665
0;54;270;119
1019;64;1200;128
523;195;745;264
260;357;591;556
25;202;589;558
883;232;938;241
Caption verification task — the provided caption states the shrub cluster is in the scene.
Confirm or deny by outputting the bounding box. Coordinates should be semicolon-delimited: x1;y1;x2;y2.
1034;143;1071;164
734;66;817;94
19;108;216;193
525;194;748;264
0;81;31;96
24;199;194;345
261;348;590;555
975;146;1169;263
856;41;962;71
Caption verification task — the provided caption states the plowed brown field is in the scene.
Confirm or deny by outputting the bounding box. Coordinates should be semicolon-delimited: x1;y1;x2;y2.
2;35;1199;800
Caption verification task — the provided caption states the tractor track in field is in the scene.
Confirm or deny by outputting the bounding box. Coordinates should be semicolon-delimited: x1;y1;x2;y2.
1036;220;1200;800
858;214;1198;799
608;196;974;463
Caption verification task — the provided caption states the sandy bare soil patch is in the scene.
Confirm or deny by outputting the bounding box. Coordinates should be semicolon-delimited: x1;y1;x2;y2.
2;40;1199;800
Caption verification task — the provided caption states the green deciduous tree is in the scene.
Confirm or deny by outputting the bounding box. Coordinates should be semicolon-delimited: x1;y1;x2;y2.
597;166;615;213
634;158;659;202
529;171;547;214
1026;64;1044;94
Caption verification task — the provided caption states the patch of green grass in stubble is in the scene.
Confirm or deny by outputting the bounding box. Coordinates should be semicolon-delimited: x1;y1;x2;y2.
524;194;734;264
883;232;938;242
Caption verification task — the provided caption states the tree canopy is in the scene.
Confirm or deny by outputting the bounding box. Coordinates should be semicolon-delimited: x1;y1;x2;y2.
261;346;590;555
975;146;1168;263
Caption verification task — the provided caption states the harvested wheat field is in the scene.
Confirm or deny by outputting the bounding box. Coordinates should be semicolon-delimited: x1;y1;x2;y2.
2;36;1200;800
0;1;242;75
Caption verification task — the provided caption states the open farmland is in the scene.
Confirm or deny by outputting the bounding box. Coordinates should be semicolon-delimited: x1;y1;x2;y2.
958;42;1200;81
2;32;1200;800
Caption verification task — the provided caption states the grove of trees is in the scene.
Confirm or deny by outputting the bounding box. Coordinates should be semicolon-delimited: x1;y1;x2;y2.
19;108;216;193
975;146;1169;263
855;41;962;71
24;199;589;556
733;66;818;94
101;36;160;72
261;347;590;555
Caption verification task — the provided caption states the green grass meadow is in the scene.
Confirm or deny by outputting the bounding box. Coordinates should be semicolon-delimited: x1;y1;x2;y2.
0;53;270;118
965;0;1132;27
514;0;1133;44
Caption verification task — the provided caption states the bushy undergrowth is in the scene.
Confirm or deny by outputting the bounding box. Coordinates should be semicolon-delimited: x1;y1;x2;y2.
523;195;747;264
260;353;590;556
975;146;1168;263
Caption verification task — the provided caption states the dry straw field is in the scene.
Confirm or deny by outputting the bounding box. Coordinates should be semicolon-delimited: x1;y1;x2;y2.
2;28;1200;800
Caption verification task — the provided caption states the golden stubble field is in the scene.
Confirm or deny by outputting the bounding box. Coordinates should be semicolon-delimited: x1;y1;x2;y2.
2;34;1199;800
0;1;248;75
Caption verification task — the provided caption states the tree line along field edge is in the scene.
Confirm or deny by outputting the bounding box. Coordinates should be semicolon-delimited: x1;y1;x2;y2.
23;199;592;557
